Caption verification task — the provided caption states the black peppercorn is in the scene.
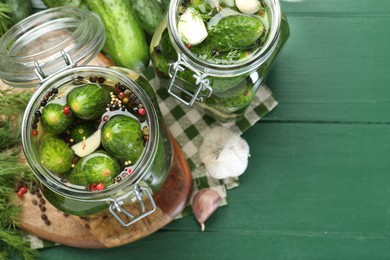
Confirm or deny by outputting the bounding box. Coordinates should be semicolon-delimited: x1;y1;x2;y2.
34;110;41;117
98;77;106;83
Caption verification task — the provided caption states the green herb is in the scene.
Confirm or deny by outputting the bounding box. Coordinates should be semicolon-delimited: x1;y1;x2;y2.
0;90;39;259
0;3;13;37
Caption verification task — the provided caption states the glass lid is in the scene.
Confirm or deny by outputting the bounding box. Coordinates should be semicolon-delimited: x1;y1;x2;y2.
0;7;105;88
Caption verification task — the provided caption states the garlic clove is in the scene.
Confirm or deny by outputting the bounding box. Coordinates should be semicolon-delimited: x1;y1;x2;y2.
192;188;222;231
235;0;261;15
199;126;250;179
71;129;101;157
178;7;208;46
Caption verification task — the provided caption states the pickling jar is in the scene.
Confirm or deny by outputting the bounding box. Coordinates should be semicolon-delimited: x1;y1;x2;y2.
150;0;290;122
0;7;173;227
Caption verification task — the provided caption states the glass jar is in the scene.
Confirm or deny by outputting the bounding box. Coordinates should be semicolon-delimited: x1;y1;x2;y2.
0;7;173;227
150;0;290;122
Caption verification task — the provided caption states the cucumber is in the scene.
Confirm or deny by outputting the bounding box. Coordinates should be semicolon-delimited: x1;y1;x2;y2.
67;83;111;120
41;103;75;134
85;0;149;72
40;134;75;175
1;0;32;23
42;0;89;9
160;0;171;11
101;115;144;164
130;0;165;36
69;150;120;187
209;15;264;50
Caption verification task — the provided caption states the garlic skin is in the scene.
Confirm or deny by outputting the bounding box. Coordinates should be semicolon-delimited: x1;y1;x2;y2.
235;0;261;15
199;126;250;179
178;7;208;46
192;188;222;231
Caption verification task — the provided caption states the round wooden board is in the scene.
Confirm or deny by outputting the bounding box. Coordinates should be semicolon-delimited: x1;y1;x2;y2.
14;135;193;248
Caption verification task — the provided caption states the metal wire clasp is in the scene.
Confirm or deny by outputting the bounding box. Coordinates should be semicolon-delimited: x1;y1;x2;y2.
34;50;77;82
108;184;156;227
167;56;212;106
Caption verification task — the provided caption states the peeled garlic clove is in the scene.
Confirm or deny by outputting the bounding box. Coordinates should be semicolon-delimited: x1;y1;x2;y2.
192;188;222;231
235;0;261;15
71;129;101;157
178;7;208;46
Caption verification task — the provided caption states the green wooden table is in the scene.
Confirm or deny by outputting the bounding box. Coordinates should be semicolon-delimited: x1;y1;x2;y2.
38;0;390;259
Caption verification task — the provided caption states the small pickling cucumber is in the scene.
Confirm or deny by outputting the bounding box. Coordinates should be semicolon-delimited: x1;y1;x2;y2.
41;103;75;134
70;122;96;143
85;0;149;71
209;15;264;50
130;0;165;36
205;83;255;113
101;115;144;164
69;150;120;187
67;84;110;121
40;134;75;175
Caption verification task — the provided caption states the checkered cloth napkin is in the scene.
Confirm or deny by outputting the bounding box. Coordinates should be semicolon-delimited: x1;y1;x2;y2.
151;77;278;217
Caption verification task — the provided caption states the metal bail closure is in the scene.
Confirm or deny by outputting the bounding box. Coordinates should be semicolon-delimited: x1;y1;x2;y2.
167;56;212;106
108;184;156;227
34;50;77;82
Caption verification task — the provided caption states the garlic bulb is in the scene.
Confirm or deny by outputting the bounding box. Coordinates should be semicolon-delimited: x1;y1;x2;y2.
178;7;208;46
235;0;261;15
199;126;250;179
192;188;222;231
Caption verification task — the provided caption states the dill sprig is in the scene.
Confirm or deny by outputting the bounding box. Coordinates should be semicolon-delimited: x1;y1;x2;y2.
0;3;13;37
0;89;39;259
0;89;33;117
0;230;39;260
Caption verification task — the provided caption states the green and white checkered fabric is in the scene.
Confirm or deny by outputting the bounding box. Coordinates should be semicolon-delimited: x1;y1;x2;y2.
151;78;278;217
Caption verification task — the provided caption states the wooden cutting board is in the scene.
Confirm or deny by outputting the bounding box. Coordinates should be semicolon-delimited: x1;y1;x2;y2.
13;135;193;248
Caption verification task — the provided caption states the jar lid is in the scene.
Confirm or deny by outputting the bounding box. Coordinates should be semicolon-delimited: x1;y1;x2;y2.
0;7;105;88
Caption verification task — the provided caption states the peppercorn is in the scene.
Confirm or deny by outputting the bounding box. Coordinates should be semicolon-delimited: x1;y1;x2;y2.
32;129;39;137
138;108;146;116
89;76;97;82
98;77;106;83
118;92;125;100
34;110;41;117
51;88;58;94
63;106;71;115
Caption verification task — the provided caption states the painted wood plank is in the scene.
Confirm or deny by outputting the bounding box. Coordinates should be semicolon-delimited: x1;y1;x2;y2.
265;15;390;122
282;0;390;14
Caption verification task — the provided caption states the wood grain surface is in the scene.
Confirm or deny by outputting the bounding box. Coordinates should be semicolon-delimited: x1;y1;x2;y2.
15;134;192;248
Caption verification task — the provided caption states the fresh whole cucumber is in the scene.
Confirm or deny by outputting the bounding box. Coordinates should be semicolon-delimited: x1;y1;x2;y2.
130;0;165;36
42;0;88;9
85;0;149;72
